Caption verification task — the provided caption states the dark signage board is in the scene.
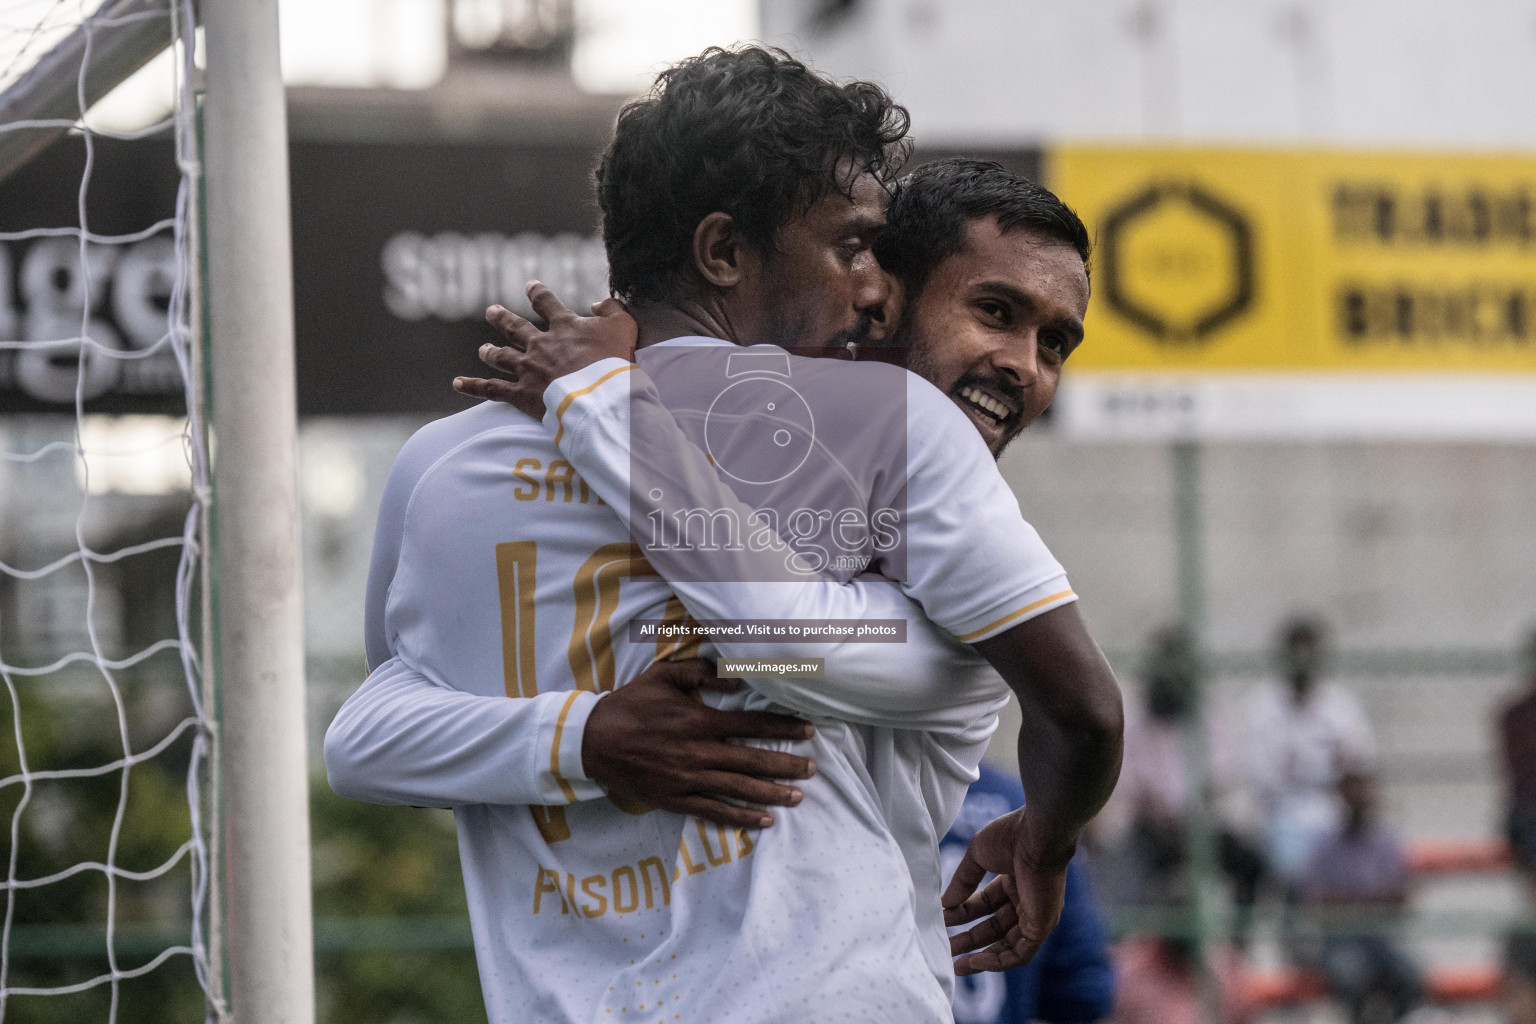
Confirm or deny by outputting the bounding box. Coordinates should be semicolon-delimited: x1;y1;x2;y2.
0;136;185;414
289;138;608;415
1;135;1038;417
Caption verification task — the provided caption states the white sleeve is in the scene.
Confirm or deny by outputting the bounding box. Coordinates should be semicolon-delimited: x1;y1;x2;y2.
363;418;453;673
324;656;605;808
1330;686;1377;765
541;359;1027;731
342;419;604;807
1241;688;1284;803
898;374;1077;642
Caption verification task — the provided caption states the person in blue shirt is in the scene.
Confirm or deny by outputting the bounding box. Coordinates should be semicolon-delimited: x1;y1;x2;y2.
942;763;1117;1024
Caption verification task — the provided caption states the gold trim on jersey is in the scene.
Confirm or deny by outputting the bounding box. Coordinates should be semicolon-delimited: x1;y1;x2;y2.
496;541;540;699
552;363;635;446
653;594;703;662
496;536;716;840
496;540;572;841
550;690;585;803
568;543;660;693
530;823;757;919
956;589;1077;643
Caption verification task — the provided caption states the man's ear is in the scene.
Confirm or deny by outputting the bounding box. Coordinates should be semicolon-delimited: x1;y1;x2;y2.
692;212;748;289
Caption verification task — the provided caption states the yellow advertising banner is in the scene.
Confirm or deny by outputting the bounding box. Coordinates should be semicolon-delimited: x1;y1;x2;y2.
1048;147;1536;373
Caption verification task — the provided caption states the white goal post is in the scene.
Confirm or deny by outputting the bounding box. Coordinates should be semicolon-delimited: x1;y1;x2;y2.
0;0;315;1021
200;1;315;1022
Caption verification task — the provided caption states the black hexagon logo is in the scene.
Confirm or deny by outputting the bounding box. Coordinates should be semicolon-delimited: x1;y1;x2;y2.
1099;181;1256;345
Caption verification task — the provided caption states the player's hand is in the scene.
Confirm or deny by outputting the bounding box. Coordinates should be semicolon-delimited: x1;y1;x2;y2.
941;807;1072;975
452;281;639;419
581;658;818;830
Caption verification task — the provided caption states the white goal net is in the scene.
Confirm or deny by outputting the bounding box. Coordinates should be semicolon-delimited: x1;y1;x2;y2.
0;1;215;1021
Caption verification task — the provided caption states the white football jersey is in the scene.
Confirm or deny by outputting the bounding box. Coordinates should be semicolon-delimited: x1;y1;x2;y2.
328;338;1076;1023
541;342;1077;991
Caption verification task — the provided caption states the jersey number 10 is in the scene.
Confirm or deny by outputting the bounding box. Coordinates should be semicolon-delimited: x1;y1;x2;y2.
496;540;700;843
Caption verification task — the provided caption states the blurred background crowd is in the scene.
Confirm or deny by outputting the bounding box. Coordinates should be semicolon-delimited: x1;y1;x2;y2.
1066;619;1536;1024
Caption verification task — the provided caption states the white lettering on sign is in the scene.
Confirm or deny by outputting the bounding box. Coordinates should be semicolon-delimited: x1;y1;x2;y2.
381;231;609;322
0;234;179;405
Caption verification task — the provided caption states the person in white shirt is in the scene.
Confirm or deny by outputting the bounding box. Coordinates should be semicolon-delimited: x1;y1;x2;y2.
1242;617;1375;884
328;48;1122;1023
1093;626;1264;928
462;160;1115;989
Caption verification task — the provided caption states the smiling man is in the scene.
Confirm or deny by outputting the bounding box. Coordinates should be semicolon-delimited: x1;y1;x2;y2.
452;151;1115;992
875;158;1091;458
328;47;1120;1024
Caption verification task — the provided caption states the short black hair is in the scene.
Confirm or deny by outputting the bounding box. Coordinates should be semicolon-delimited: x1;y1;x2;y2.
876;159;1091;300
1282;617;1325;651
596;46;910;304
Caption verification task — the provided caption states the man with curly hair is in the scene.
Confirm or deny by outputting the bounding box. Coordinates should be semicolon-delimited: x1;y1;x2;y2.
329;47;1121;1023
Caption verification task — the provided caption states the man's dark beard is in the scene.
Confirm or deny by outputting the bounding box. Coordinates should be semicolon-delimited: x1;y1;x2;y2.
908;329;1031;459
952;370;1030;459
825;313;876;353
951;371;1027;419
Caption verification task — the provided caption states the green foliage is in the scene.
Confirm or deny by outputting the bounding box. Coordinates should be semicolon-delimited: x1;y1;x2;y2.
310;782;488;1024
315;947;487;1024
0;661;207;1024
0;668;491;1024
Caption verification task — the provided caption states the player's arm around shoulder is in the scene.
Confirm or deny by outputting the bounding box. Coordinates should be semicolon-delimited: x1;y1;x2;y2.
452;284;638;419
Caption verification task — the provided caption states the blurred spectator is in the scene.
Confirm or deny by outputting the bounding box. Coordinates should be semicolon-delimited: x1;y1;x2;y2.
942;763;1115;1024
1507;930;1536;1024
1297;769;1420;1024
1112;936;1254;1024
1499;628;1536;896
1243;618;1375;885
1110;627;1264;918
